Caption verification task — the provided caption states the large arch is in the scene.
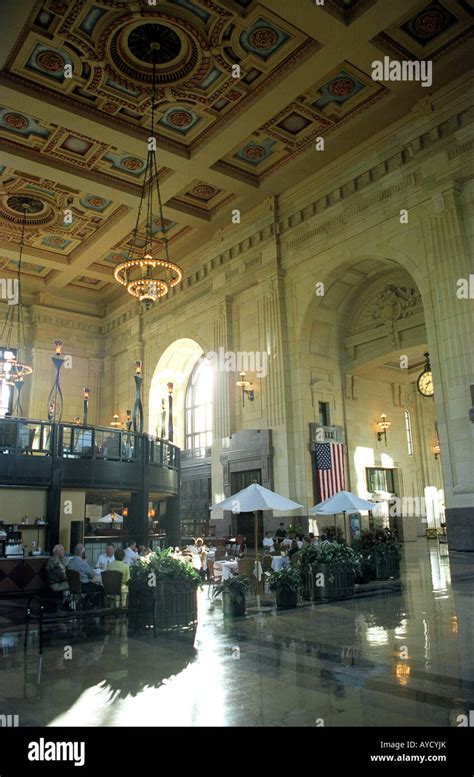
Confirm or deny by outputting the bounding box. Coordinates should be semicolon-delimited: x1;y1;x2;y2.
148;338;204;448
291;251;444;536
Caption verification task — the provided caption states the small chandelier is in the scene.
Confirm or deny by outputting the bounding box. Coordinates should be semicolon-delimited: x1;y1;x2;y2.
0;201;33;414
114;43;182;309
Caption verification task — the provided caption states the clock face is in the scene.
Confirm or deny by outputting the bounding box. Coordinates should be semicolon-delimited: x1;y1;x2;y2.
417;370;434;397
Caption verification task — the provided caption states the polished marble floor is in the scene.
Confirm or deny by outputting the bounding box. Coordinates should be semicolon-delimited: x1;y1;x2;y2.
0;539;472;727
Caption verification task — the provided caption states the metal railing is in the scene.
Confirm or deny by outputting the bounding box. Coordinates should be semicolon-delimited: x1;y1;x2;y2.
0;418;180;471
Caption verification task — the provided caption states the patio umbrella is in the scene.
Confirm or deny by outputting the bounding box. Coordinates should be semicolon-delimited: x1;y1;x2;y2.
99;512;123;524
309;490;374;540
211;484;302;605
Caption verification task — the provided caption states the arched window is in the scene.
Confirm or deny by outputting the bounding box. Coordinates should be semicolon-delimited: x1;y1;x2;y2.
404;409;413;456
185;358;213;450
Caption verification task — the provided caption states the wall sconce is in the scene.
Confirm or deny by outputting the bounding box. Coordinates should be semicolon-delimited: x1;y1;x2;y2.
236;371;254;406
376;413;391;444
83;387;90;426
122;507;128;519
433;441;441;460
110;413;122;427
148;507;156;520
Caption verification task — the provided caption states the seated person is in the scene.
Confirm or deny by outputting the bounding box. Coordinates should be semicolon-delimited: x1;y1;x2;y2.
262;531;274;552
68;544;103;604
45;544;70;605
107;548;130;601
237;537;247;558
97;543;115;570
288;540;300;560
123;541;140;565
275;522;286;543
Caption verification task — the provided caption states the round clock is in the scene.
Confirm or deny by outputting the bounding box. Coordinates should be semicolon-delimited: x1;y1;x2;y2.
417;353;434;397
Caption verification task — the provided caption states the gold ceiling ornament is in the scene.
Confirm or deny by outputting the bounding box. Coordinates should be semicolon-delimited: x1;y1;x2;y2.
114;43;182;309
0;201;33;415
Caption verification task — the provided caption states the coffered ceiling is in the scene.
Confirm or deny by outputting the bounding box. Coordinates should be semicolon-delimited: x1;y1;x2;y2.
0;0;472;316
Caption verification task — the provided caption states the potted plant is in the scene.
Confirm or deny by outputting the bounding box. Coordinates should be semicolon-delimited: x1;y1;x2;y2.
128;547;202;635
353;529;401;581
269;564;300;609
212;575;249;617
302;541;360;601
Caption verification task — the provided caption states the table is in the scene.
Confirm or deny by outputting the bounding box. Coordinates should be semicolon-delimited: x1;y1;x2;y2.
214;560;238;580
271;556;290;572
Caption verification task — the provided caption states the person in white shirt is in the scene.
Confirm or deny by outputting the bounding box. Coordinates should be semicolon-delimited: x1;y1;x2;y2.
262;532;274;552
124;541;139;565
97;543;115;570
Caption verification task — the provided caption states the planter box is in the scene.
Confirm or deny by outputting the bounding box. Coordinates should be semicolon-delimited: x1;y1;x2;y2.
306;564;355;601
128;580;198;634
222;591;245;617
375;555;400;580
275;588;298;609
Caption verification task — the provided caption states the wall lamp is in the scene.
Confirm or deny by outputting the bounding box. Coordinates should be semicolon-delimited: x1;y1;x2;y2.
433;441;441;460
110;413;122;427
376;413;391;445
236;371;254;406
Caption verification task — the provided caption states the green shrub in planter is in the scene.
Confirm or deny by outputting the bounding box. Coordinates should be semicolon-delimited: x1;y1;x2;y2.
129;548;202;633
212;575;249;617
269;565;300;609
353;529;401;581
303;541;360;601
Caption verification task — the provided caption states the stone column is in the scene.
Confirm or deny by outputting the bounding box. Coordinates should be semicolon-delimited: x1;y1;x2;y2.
422;185;474;549
213;296;234;439
262;272;286;428
86;357;102;426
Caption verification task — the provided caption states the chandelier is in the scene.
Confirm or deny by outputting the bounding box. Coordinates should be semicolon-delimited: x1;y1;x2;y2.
0;201;33;415
114;43;182;309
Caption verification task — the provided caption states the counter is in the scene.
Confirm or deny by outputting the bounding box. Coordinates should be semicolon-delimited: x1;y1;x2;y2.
0;556;49;593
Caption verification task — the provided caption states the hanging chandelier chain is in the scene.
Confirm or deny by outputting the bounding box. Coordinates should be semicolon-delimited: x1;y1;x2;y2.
113;42;183;308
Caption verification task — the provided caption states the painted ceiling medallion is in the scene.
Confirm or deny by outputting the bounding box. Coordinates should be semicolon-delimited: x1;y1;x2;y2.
329;78;356;96
3;113;28;130
250;28;279;50
7;195;44;215
128;24;182;64
108;17;204;86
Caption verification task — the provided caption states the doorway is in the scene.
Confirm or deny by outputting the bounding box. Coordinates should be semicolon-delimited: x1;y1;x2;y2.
230;469;262;546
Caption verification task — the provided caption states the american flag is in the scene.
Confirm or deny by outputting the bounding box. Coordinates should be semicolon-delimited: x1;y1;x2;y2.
314;443;345;501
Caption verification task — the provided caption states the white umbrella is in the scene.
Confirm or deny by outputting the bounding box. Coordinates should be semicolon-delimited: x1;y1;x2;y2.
309;490;374;542
211;484;302;605
99;512;123;524
309;491;375;515
211;483;303;513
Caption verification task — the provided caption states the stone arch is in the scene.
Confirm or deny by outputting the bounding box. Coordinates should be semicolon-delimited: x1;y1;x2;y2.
148;338;205;446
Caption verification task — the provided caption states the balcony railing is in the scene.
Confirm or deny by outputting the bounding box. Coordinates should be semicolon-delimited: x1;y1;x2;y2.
0;418;180;471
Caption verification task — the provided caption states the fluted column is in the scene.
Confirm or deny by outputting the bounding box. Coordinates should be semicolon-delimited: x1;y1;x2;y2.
86;357;102;426
262;272;286;428
213;296;234;439
422;185;474;549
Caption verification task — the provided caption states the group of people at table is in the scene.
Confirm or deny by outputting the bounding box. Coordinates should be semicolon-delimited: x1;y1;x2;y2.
180;524;319;581
45;541;147;608
45;523;319;606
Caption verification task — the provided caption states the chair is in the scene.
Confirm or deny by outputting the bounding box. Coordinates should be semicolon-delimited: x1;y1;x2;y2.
66;568;102;610
215;548;226;561
65;568;82;610
0;420;17;451
101;570;127;608
237;558;258;594
104;435;121;460
206;559;222;599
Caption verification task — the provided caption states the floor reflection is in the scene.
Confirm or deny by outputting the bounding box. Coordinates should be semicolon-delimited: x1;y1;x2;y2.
0;539;472;726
